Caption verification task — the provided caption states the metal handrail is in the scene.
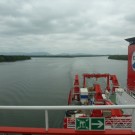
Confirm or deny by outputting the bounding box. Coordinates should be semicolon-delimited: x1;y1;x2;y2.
0;105;135;110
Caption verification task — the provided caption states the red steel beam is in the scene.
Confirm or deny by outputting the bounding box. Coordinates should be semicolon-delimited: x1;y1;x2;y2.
83;74;109;78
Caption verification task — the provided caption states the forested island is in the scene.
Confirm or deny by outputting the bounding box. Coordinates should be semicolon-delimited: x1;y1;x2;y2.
0;55;31;62
108;55;128;60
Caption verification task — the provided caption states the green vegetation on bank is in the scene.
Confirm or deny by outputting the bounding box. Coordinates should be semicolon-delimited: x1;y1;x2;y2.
108;55;127;60
0;55;31;62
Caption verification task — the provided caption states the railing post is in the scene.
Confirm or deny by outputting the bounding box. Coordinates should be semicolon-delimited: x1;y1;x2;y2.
132;109;135;131
45;110;49;131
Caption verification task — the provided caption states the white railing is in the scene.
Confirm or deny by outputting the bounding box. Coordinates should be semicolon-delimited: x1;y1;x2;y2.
105;117;132;129
124;88;135;99
0;105;135;131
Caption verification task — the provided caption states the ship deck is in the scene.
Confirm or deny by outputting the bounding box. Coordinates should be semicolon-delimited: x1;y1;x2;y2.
0;127;134;135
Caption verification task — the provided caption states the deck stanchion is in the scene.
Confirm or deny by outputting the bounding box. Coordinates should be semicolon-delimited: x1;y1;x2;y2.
45;110;49;131
132;109;135;132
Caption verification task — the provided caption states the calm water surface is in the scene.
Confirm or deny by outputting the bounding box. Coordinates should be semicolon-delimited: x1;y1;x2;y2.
0;57;127;128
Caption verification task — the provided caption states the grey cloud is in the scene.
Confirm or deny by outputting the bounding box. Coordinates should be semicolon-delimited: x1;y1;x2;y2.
0;0;134;54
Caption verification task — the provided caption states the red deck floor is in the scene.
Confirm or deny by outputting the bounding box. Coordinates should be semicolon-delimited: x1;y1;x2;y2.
0;127;134;134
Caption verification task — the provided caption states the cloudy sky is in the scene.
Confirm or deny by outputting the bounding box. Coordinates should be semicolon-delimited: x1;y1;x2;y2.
0;0;135;54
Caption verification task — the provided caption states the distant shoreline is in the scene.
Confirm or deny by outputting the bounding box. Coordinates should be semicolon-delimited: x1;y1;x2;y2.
31;55;108;58
108;55;127;60
0;55;128;62
0;55;31;62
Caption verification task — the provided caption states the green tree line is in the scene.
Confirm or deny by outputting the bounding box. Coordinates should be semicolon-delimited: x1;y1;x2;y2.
0;55;31;62
108;55;127;60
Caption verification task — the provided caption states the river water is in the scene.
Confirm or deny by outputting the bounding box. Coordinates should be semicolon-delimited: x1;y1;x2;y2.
0;57;127;128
